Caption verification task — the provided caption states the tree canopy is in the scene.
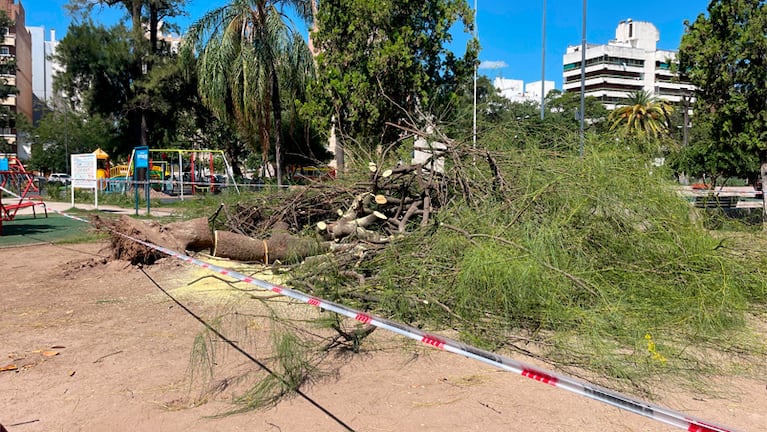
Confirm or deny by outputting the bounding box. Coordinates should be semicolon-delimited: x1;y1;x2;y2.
677;0;767;180
183;0;314;186
303;0;478;159
607;89;674;141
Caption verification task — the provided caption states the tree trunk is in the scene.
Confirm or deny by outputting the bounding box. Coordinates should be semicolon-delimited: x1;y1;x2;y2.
760;161;767;221
149;4;159;54
333;123;344;175
140;112;148;148
97;215;213;264
272;69;283;188
213;228;328;263
308;0;320;59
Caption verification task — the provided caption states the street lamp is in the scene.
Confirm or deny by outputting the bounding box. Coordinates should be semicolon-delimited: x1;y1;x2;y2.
64;102;69;174
472;0;478;150
579;0;587;157
540;0;546;120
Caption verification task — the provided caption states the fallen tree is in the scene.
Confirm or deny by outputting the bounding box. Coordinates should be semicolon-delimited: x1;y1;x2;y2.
94;215;213;264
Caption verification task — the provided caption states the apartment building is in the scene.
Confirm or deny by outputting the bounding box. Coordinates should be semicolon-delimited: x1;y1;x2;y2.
494;77;555;104
0;0;32;158
28;26;60;115
562;19;694;110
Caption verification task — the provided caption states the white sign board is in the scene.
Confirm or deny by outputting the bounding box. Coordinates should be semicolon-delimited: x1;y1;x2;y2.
70;153;99;209
71;153;97;188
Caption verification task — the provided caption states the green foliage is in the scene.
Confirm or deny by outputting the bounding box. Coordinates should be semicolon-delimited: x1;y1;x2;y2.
303;137;767;390
303;0;478;154
442;80;607;152
545;90;609;129
607;90;674;141
59;0;198;157
183;0;314;187
54;21;134;117
187;304;327;416
677;0;767;178
26;111;117;173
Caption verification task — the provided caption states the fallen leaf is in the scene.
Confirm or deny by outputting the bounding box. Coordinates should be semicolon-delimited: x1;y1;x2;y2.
68;370;76;377
42;351;59;357
0;364;18;372
51;345;66;349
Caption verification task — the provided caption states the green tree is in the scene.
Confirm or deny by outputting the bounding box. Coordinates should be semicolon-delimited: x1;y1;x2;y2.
607;89;674;140
26;111;117;174
53;22;134;118
65;0;186;149
545;90;608;130
303;0;478;169
184;0;314;187
678;0;767;195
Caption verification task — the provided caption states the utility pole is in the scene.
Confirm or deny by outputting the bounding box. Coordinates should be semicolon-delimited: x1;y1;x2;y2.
540;0;546;120
579;0;587;157
472;0;478;150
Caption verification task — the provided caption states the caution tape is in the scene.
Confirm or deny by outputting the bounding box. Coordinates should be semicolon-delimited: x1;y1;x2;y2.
43;207;739;432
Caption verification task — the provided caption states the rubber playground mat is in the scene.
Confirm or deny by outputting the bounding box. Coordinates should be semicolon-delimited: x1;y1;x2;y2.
0;214;98;247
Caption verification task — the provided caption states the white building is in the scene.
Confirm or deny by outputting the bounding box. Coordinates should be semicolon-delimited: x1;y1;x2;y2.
562;19;694;109
525;80;556;103
494;77;555;104
28;26;60;106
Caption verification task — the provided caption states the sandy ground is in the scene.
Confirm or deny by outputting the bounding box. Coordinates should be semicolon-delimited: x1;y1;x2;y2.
1;242;765;432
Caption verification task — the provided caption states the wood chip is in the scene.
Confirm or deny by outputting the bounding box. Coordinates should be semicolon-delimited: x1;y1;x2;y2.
0;364;18;372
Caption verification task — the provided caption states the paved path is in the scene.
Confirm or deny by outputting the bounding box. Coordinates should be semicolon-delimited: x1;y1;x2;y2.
3;199;177;218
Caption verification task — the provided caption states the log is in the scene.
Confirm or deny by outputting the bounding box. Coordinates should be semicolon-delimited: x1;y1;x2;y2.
213;226;328;263
96;215;213;264
163;217;214;251
318;211;387;240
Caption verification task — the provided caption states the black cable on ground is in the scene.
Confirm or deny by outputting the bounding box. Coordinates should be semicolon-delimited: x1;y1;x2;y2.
137;266;355;432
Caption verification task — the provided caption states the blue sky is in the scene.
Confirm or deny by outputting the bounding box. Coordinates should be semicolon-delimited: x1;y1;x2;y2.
25;0;709;89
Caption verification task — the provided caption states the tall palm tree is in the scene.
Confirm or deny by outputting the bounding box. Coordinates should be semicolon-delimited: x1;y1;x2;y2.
184;0;313;187
608;89;674;139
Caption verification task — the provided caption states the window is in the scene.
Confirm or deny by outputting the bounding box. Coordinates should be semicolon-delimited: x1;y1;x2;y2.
0;47;9;56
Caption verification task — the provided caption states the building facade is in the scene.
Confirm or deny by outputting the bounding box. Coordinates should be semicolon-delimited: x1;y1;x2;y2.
494;77;555;104
562;19;694;110
28;26;60;110
0;0;32;158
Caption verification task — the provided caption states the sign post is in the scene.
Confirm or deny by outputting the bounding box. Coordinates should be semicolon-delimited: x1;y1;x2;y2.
134;146;150;216
71;153;98;209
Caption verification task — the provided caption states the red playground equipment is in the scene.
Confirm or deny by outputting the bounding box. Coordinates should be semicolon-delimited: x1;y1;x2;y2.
0;155;47;235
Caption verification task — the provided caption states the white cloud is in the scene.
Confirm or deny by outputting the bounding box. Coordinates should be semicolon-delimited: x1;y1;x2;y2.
479;60;508;70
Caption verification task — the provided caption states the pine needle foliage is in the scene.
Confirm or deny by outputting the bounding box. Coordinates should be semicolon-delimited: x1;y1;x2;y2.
322;138;767;389
183;129;767;401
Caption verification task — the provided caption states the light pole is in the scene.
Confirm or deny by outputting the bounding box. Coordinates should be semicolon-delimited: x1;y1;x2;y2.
472;0;478;150
64;102;69;174
578;0;587;157
540;0;546;120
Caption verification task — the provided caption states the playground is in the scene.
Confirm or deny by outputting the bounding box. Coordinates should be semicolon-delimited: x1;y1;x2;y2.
0;238;763;431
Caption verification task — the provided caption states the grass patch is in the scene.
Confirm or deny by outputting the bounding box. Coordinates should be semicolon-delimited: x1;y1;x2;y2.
0;214;104;247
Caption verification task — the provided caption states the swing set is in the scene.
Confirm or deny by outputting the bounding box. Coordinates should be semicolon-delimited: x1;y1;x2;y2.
0;155;47;235
106;149;239;198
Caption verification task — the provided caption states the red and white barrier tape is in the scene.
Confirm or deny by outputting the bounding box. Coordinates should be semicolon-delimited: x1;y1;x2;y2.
48;208;739;432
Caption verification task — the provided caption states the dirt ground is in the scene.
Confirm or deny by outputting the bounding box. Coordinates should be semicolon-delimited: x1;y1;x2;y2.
1;241;765;432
